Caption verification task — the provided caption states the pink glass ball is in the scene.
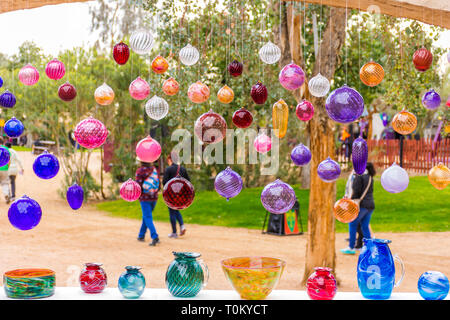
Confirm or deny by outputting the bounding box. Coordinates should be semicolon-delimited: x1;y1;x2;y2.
254;132;272;153
296;100;314;121
18;64;39;86
279;62;305;90
306;267;337;300
129;77;150;100
188;81;210;103
120;178;142;202
135;136;161;163
45;59;65;80
194;110;227;144
74;117;108;149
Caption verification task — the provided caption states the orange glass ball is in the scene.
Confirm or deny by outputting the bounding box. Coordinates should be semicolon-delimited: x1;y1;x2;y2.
413;47;433;72
188;81;210;104
151;55;169;74
217;85;234;104
360;61;384;87
94;83;115;106
428;163;450;190
333;198;359;223
162;77;179;96
392;110;417;135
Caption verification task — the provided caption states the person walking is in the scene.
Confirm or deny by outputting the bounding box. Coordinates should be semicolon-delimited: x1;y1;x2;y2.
341;162;376;255
135;159;161;246
344;169;364;250
0;138;11;204
5;142;24;202
163;152;188;239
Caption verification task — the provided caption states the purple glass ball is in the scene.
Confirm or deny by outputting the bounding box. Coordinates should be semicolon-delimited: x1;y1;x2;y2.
33;151;60;179
0;146;10;167
317;157;341;182
261;179;296;214
66;183;84;210
291;143;312;166
279;63;305;90
325;85;364;123
381;162;409;193
0;90;16;108
352;137;368;175
214;167;243;200
8;195;42;230
422;89;441;110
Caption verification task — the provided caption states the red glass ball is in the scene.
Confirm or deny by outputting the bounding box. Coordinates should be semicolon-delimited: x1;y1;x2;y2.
194;110;227;144
295;100;314;121
250;81;268;104
306;267;337;300
113;42;130;65
79;263;107;294
232;108;253;128
163;176;195;210
58;82;77;102
413;48;433;72
228;60;243;77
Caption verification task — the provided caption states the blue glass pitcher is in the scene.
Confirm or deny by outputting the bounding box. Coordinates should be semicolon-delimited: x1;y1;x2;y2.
357;238;405;300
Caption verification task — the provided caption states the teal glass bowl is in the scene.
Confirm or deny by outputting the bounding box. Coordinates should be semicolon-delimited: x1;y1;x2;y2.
4;269;55;299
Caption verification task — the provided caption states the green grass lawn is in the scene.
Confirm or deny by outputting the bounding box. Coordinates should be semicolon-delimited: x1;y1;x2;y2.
12;146;32;152
97;176;450;233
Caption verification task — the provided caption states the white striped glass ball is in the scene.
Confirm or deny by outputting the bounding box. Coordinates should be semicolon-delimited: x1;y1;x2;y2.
130;29;154;55
259;41;281;64
145;95;169;120
179;44;200;66
308;73;330;97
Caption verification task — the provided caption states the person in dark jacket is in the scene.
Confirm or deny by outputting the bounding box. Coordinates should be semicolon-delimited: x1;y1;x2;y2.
341;162;376;255
163;152;189;238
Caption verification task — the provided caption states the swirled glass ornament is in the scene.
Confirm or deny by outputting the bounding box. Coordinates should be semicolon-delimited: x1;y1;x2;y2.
260;179;296;214
217;85;234;104
279;62;305;90
45;59;65;80
79;263;107;294
359;61;384;87
58;82;77;102
253;131;272;154
381;162;409;193
428;163;450;190
0;90;16;108
145;95;169;120
194;109;227;144
95;82;115;105
120;178;142;202
188;81;210;103
352;136;368;175
66;183;84;210
228;60;243;77
333;197;359;223
4;117;24;138
413;47;433;72
272;99;289;139
179;44;199;66
325;85;364;124
392;110;417;135
151;55;169;74
8;195;42;231
290;143;311;166
18;64;39;86
33;151;60;179
418;271;449;300
308;73;330;97
232;108;253;129
162;77;179;96
74;117;108;149
130;29;154;55
317;157;341;182
163;176;195;210
118;266;146;299
422;89;441;110
295;100;314;122
250;81;268;104
113;42;130;65
306;267;337;300
135;135;161;163
214;167;243;200
129;77;150;100
259;41;281;64
0;146;10;167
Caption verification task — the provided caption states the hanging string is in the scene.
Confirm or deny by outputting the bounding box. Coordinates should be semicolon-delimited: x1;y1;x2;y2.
303;0;306;66
345;0;348;85
358;0;361;92
241;0;244;96
290;1;294;62
329;5;332;77
319;0;323;73
279;0;282;48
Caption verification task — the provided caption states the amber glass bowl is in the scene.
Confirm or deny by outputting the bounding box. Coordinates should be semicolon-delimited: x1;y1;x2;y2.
221;257;286;300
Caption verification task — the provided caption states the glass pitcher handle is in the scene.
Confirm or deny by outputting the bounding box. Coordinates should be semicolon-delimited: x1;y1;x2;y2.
198;259;209;288
393;254;405;288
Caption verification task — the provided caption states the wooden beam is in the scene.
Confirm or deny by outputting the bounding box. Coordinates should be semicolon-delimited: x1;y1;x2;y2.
285;0;450;29
0;0;91;14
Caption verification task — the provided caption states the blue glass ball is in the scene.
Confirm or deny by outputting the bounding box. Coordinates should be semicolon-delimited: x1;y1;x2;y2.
418;271;449;300
33;152;60;179
4;117;24;138
66;183;84;210
8;195;42;230
0;146;10;167
0;90;16;108
0;76;3;88
118;266;146;299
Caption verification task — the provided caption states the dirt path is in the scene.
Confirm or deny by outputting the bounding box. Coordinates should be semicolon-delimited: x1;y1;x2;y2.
0;151;448;292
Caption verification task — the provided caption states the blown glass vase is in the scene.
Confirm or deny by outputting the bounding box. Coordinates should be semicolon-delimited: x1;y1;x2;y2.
118;266;146;299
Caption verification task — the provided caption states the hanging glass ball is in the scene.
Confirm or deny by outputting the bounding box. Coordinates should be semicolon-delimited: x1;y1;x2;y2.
45;59;65;80
8;195;42;231
217;85;234;104
260;179;296;214
317;157;341;182
66;183;84;210
188;81;210;104
381;162;409;193
352;136;368;175
145;95;169;120
58;81;77;102
413;47;433;72
295;100;314;122
0;76;3;88
163;176;195;210
422;89;441;110
0;90;16;108
113;42;130;65
272;99;289;139
130;29;154;55
232;108;253;129
95;82;115;106
0;146;10;167
33;151;60;179
333;197;359;223
308;73;330;97
325;85;364;124
428;163;450;190
194;109;227;144
418;271;449;300
279;62;305;91
4;117;24;138
179;43;200;66
74;117;108;149
162;77;179;96
135;135;161;163
129;77;150;100
392;110;417;135
259;41;281;64
253;131;272;153
151;55;169;74
18;64;39;86
250;81;268;104
448;52;450;63
120;178;142;202
214;167;243;200
359;61;384;87
290;143;311;166
228;60;243;77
